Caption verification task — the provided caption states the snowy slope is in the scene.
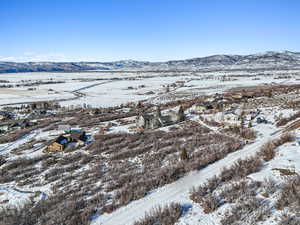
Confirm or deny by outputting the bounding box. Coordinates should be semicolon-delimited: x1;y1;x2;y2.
92;124;279;225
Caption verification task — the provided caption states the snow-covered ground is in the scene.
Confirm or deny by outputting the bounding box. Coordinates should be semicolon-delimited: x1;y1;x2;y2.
1;70;300;224
1;70;300;107
92;122;279;225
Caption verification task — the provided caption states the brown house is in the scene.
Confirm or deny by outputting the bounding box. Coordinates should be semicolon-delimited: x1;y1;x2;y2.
45;131;88;152
46;141;64;152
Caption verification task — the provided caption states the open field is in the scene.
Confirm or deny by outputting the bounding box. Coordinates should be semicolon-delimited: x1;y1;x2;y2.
1;69;300;107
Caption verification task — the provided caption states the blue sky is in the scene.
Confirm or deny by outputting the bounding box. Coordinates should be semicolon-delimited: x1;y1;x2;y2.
1;0;300;61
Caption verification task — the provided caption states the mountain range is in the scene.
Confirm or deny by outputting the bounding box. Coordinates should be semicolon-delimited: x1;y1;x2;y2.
1;51;300;73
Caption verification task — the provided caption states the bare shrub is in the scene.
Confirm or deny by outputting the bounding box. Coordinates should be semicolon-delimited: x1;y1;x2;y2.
275;132;295;144
190;157;263;211
0;192;100;225
200;116;222;127
58;152;92;166
0;120;53;144
133;203;182;225
276;111;300;127
0;119;244;217
180;148;189;161
85;121;244;210
198;193;220;214
219;180;261;204
0;155;48;183
42;156;58;169
220;197;271;225
2;157;34;171
260;133;295;161
277;212;300;225
262;177;278;195
0;155;6;166
260;141;276;161
113;135;243;207
44;167;65;181
222;126;257;140
275;175;300;211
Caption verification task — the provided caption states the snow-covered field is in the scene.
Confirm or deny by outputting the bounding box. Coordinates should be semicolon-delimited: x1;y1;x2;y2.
1;70;300;107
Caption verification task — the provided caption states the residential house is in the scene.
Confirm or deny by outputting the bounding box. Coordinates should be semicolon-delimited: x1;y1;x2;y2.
137;114;161;130
46;141;64;152
137;106;185;129
45;130;89;152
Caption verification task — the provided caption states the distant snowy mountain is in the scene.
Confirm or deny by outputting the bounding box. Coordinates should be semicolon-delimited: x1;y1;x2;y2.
1;51;300;73
158;51;300;70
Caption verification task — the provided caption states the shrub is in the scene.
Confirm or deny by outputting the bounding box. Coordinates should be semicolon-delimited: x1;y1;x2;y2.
133;203;182;225
275;175;300;211
222;126;257;140
0;119;245;218
219;180;261;204
261;177;278;195
0;155;6;166
190;157;263;211
259;133;294;161
198;193;220;214
277;212;300;225
260;141;276;161
220;196;270;225
276;111;300;127
0;193;97;225
0;120;53;144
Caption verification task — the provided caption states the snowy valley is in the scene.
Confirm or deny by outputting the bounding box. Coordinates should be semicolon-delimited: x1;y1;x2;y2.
1;56;300;225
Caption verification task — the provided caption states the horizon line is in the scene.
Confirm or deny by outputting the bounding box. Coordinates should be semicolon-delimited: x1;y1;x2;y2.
0;50;299;63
